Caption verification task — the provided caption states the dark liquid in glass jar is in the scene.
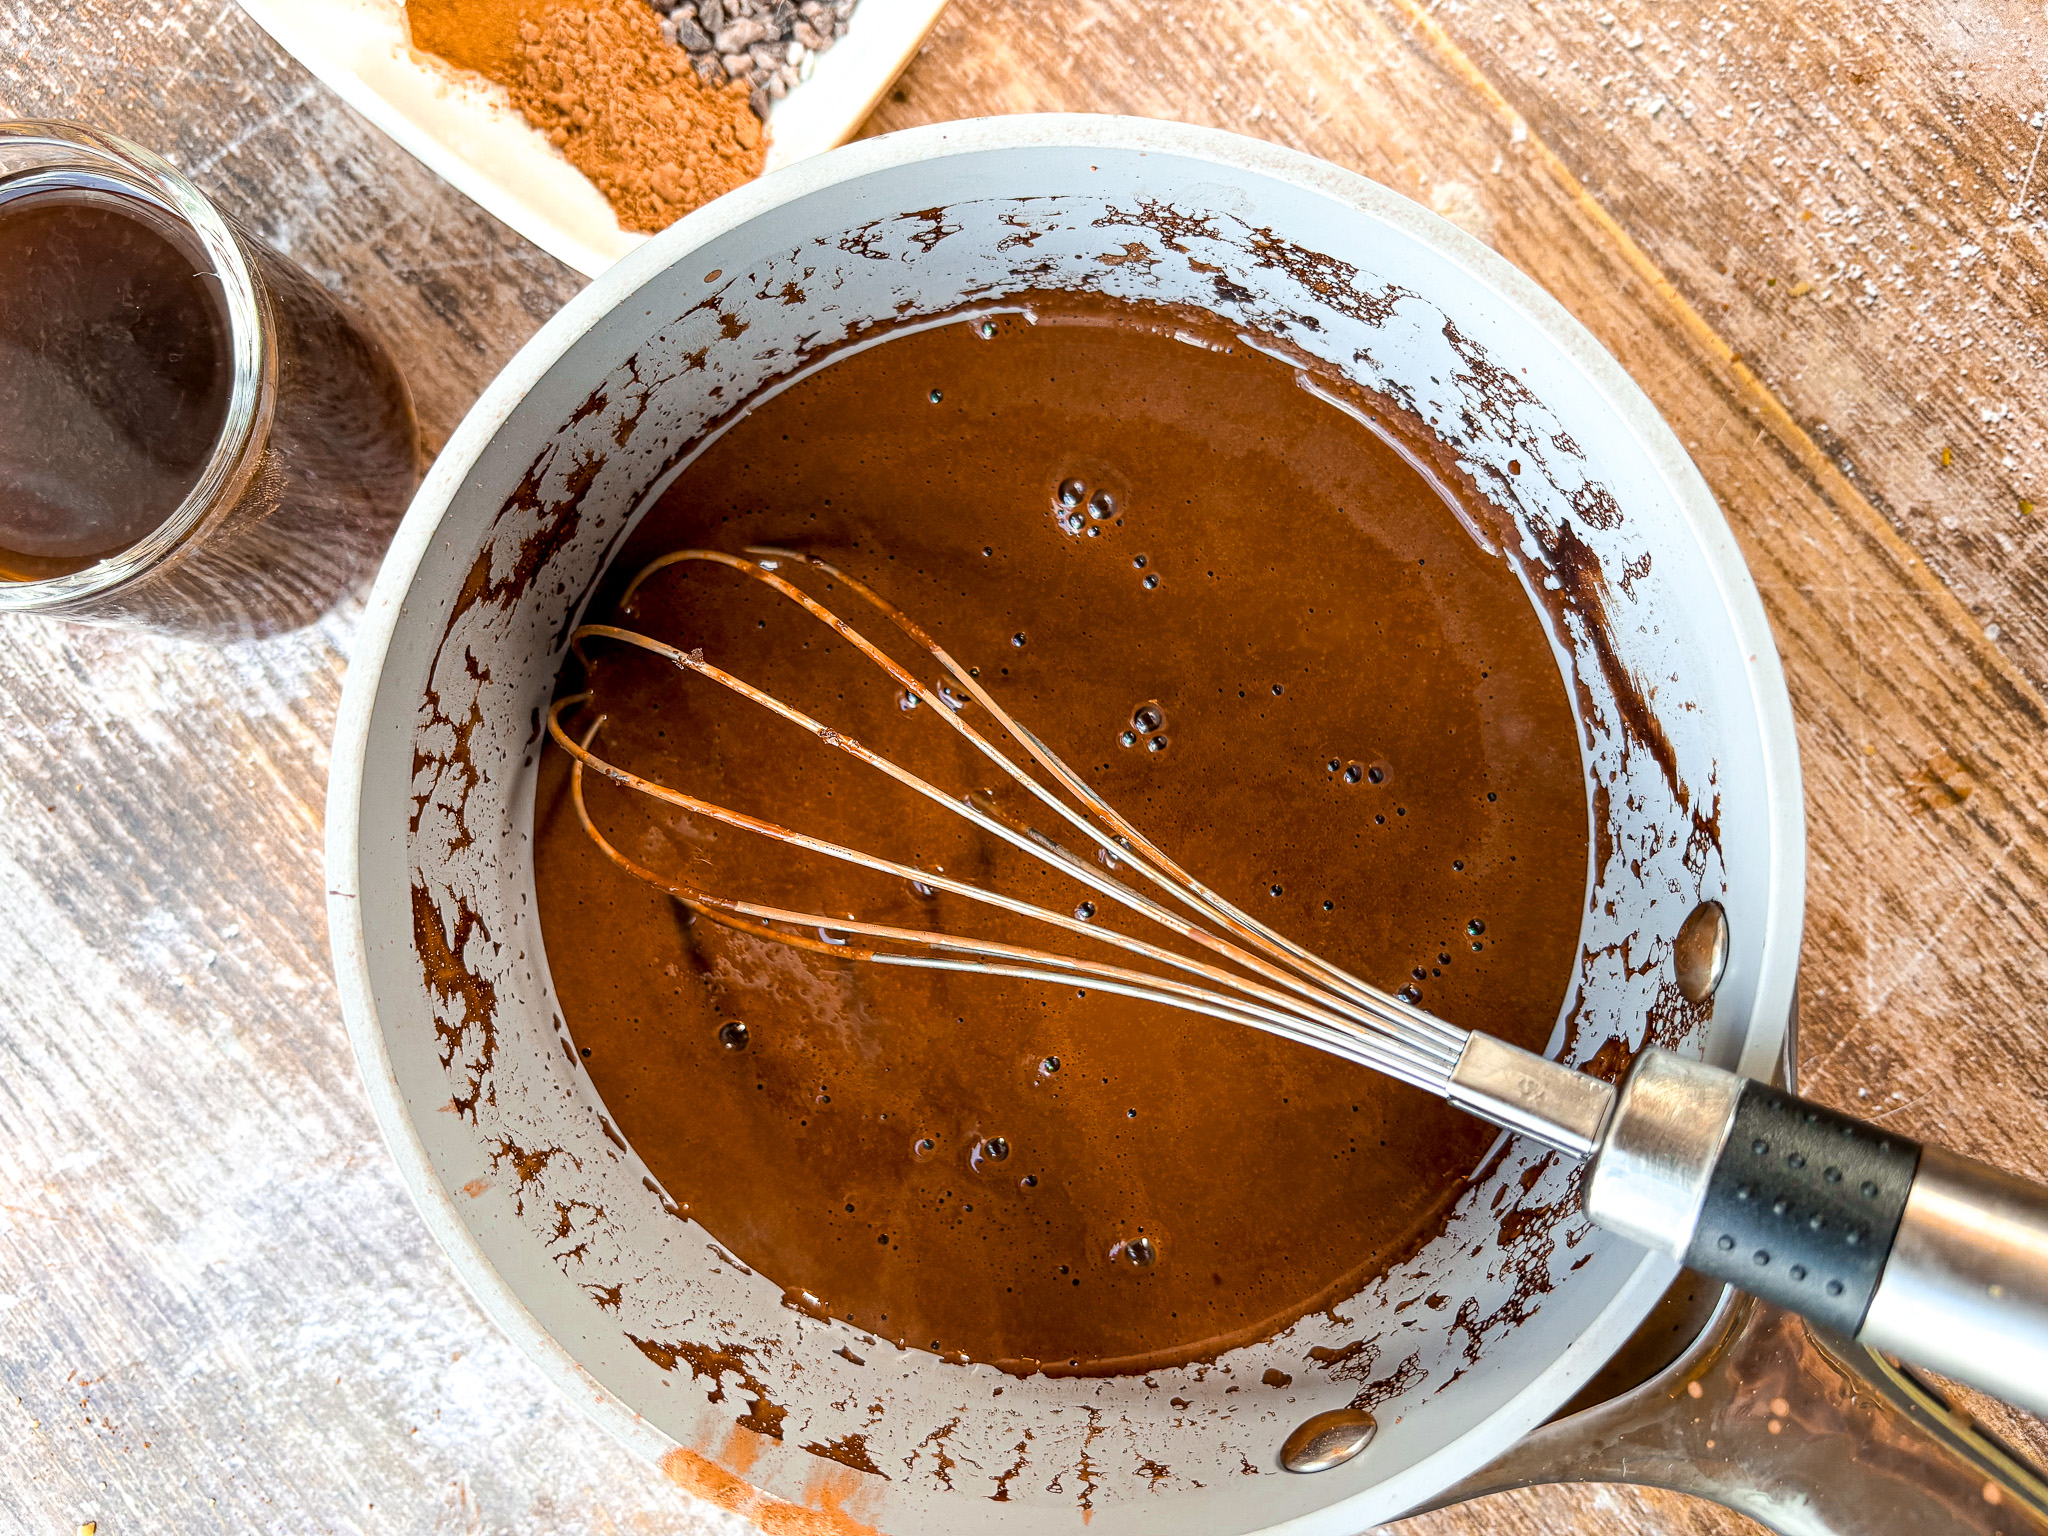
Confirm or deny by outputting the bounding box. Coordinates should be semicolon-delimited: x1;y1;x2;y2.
0;191;233;581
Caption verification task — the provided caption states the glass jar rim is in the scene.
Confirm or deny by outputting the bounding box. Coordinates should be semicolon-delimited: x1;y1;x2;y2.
0;119;274;612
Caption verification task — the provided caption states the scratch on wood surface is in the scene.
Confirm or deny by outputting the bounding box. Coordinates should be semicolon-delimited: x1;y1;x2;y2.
2010;98;2048;218
183;80;323;176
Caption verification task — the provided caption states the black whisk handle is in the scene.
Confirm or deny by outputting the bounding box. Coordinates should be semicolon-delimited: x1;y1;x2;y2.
1680;1081;1918;1334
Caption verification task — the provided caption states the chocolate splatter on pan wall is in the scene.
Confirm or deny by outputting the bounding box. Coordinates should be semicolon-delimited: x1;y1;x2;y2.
381;138;1766;1534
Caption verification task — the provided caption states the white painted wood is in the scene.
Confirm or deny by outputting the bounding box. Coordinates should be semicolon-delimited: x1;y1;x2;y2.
0;598;741;1531
0;4;735;1529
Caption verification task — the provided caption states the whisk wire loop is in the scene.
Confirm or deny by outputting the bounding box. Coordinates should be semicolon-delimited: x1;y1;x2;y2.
600;555;1455;1058
738;545;1467;1056
558;740;1457;1093
740;549;1460;1063
548;691;1452;1080
551;550;1472;1093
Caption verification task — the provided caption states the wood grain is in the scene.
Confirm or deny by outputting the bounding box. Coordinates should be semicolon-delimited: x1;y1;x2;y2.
1428;0;2048;698
2;0;2045;1532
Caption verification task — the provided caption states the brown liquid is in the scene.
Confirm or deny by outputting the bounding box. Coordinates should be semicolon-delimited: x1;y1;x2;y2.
534;298;1590;1375
0;192;233;581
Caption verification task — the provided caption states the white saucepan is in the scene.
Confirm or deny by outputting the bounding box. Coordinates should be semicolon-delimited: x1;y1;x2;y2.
327;116;1803;1533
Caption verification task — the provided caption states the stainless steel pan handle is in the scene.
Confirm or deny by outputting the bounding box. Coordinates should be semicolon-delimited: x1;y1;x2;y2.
1418;1280;2048;1536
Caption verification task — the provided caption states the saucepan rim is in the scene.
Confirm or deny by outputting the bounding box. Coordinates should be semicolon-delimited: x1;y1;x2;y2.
326;112;1805;1528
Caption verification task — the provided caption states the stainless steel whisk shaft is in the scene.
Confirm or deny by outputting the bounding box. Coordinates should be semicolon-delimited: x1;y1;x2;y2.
548;546;1610;1154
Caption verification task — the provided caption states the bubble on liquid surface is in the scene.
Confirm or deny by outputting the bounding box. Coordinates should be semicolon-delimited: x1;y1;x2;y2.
1074;901;1097;921
928;388;943;403
1120;729;1138;748
1368;762;1387;784
1062;511;1085;534
978;319;998;339
897;688;921;712
1147;735;1169;753
1143;573;1160;589
1132;701;1165;733
1087;489;1117;520
1058;478;1087;508
1467;919;1486;936
1110;1236;1157;1268
912;1135;937;1160
1039;1055;1061;1077
718;1020;750;1051
1343;761;1364;785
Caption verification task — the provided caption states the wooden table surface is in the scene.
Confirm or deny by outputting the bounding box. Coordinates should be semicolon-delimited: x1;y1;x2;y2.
4;1;2047;1532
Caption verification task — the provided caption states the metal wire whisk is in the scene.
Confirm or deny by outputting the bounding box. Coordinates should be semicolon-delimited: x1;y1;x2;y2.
548;545;1612;1155
535;545;2048;1435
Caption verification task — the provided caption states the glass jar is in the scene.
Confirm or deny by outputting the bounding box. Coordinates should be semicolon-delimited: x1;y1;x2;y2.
0;119;421;637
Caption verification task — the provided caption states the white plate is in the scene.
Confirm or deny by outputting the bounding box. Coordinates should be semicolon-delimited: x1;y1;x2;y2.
235;0;950;276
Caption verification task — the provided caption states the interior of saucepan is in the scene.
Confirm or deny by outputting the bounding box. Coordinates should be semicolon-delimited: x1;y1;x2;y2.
352;123;1796;1534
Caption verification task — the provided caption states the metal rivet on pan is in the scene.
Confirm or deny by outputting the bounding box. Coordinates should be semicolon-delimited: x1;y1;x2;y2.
1674;900;1730;1003
1281;1408;1378;1474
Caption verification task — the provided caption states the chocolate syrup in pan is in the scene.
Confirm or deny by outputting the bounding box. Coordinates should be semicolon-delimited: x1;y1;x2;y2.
534;297;1590;1376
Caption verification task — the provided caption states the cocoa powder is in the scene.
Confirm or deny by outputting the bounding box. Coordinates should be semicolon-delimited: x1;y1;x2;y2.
410;0;765;233
407;0;530;81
